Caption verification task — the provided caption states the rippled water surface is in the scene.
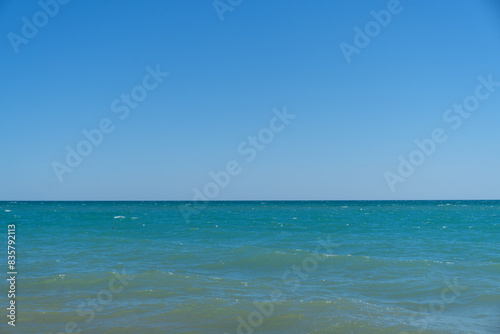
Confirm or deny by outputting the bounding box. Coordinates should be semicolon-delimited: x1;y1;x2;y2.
2;201;499;333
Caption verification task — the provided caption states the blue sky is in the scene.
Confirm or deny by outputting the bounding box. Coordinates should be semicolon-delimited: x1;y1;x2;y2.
1;0;500;200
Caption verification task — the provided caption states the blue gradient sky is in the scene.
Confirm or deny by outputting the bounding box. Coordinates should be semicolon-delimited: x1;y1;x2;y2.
1;0;500;200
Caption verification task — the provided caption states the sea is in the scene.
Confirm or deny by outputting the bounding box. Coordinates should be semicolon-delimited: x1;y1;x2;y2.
1;200;499;334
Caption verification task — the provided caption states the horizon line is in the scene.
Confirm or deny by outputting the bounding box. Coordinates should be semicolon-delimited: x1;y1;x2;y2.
2;199;500;202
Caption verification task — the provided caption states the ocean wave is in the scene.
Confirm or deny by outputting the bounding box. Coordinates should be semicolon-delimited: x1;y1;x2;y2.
20;270;135;291
194;246;468;273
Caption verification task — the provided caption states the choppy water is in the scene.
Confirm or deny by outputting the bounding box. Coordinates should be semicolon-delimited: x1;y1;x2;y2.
1;201;499;333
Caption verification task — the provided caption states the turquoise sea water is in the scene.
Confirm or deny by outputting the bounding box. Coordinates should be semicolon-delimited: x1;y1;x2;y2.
1;201;499;333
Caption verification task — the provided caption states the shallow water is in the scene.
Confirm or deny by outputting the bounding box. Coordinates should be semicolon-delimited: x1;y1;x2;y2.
2;201;499;333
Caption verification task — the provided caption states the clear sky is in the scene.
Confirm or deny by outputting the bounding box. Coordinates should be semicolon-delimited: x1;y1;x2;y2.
1;0;500;200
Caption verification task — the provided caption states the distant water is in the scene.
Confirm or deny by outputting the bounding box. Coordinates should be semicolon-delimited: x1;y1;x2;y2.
2;201;499;334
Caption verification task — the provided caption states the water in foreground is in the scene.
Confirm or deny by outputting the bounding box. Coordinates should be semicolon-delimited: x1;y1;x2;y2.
1;200;499;333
